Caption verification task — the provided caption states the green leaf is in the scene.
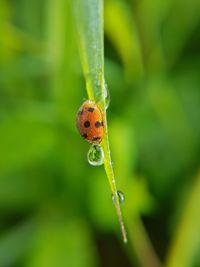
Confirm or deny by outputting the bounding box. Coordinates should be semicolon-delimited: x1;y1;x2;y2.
74;0;127;242
74;0;104;102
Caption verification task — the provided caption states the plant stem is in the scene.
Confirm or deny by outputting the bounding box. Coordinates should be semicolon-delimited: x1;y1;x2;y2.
101;124;127;243
73;0;127;242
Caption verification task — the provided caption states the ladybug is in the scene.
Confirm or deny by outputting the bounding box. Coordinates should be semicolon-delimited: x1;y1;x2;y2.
76;100;104;144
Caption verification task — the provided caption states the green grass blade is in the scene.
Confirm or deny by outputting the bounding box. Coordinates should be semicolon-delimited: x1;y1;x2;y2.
73;0;127;243
74;0;104;102
166;171;200;267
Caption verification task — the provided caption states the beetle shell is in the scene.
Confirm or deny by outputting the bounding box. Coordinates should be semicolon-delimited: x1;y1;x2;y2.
76;100;104;144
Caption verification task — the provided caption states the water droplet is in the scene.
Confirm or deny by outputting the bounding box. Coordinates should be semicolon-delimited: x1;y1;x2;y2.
104;82;110;109
87;144;104;166
112;190;125;205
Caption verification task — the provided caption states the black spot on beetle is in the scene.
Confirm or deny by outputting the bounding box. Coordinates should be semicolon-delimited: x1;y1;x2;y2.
88;107;95;112
92;137;101;141
82;133;88;139
101;121;104;126
95;121;102;128
84;121;90;128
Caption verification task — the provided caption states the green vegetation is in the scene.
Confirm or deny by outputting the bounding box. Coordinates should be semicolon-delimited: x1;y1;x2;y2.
0;0;200;266
74;0;127;243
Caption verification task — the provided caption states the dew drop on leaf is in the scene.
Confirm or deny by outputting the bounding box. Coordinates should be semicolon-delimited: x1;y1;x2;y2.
104;82;110;109
112;190;125;205
87;144;104;166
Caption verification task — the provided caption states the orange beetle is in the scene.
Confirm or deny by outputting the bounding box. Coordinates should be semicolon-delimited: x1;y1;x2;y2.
76;100;104;144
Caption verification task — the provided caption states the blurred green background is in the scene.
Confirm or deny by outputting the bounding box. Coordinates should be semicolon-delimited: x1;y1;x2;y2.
0;0;200;266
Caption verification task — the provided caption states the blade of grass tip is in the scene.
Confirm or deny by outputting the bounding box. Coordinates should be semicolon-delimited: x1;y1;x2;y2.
101;131;128;243
73;0;127;243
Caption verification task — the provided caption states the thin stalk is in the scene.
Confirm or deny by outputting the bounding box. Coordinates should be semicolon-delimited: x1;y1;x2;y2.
101;122;127;243
73;0;127;242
